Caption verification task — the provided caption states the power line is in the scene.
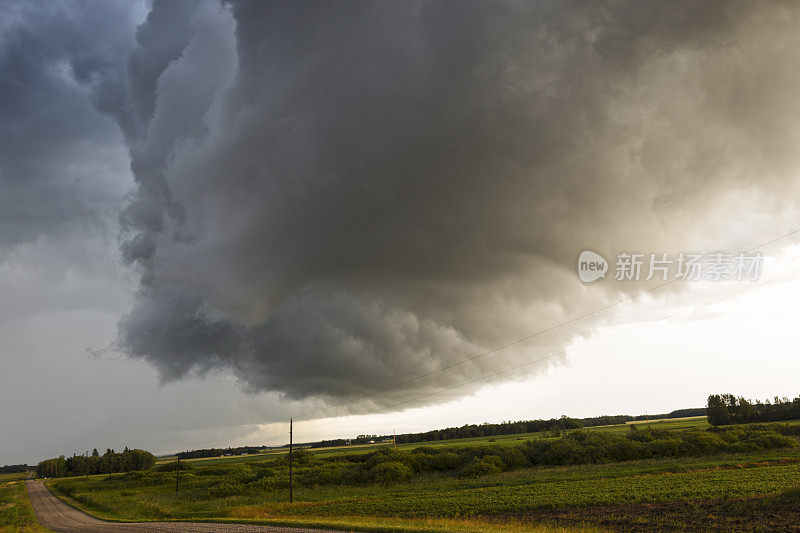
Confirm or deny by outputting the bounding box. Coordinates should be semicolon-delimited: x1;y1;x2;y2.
307;265;800;422
298;227;800;420
253;261;800;448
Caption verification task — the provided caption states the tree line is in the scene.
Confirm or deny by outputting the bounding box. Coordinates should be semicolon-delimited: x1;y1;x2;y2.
0;464;29;474
310;408;706;448
707;393;800;425
36;447;155;478
176;446;266;460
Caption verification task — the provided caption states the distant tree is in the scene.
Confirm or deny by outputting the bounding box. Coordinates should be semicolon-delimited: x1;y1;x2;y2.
708;392;800;425
707;394;730;425
37;448;155;478
0;464;29;474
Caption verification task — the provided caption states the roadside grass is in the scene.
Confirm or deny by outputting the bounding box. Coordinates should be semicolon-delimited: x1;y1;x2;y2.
0;481;50;532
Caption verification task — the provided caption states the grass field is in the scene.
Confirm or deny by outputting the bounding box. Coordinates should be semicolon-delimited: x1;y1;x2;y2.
48;450;800;531
47;420;800;532
0;473;29;484
0;479;49;532
588;416;709;433
167;416;711;467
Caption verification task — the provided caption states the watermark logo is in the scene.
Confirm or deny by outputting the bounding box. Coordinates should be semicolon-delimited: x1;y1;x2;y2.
578;250;609;283
577;251;763;282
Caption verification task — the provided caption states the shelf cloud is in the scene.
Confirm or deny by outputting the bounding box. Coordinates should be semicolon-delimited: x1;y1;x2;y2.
102;0;800;408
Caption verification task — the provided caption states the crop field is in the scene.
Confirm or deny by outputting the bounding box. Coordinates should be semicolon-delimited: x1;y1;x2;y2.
0;479;48;532
588;416;709;433
47;421;800;532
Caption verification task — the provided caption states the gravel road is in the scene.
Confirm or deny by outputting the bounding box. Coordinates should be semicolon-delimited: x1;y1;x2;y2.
25;480;348;533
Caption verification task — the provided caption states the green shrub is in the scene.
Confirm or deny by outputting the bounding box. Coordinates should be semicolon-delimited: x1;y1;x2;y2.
461;455;503;477
610;438;644;461
223;464;256;482
412;446;438;455
155;461;193;472
279;448;316;467
432;452;461;472
755;433;797;449
196;465;234;476
208;482;246;497
299;462;358;486
371;461;413;485
494;446;530;469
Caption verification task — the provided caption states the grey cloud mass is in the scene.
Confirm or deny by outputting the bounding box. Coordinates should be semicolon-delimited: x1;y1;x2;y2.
110;0;800;409
0;0;140;248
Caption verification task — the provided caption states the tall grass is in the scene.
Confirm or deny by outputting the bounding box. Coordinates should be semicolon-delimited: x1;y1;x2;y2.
0;481;49;532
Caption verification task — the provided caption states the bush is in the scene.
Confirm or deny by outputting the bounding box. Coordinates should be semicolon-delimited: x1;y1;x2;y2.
222;464;256;482
155;461;193;472
755;433;797;449
281;448;316;467
412;446;438;455
371;461;413;485
299;462;357;486
208;482;246;497
494;447;530;469
432;452;461;472
609;438;644;461
195;465;233;476
461;455;503;477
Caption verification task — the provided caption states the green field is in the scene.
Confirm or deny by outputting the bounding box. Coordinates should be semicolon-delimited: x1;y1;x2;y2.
48;450;800;531
0;473;29;484
588;416;709;433
47;420;800;532
167;416;710;467
0;479;49;532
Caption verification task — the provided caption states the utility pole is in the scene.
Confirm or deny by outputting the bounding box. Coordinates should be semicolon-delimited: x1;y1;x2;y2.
289;418;293;503
175;455;180;497
393;429;397;450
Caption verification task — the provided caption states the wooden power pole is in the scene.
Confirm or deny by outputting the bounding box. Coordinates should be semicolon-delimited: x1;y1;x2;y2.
175;455;180;496
289;418;293;503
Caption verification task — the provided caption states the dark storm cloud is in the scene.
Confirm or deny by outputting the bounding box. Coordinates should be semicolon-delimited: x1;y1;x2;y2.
116;1;800;408
0;0;140;247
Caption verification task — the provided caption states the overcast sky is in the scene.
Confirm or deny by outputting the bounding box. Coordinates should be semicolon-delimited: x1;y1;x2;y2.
2;0;800;466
